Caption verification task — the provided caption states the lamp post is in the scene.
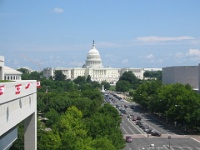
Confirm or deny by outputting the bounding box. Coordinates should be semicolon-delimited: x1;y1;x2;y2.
168;135;171;149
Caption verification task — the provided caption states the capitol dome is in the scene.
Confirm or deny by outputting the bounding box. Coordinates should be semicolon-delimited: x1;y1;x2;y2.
83;41;103;68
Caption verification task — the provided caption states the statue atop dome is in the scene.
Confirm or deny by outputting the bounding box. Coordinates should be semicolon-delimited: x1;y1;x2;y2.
82;41;103;68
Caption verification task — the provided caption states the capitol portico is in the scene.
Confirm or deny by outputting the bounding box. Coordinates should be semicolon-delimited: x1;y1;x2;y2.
43;41;145;83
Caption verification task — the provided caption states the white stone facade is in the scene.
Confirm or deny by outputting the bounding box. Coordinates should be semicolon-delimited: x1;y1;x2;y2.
43;42;145;83
0;80;37;150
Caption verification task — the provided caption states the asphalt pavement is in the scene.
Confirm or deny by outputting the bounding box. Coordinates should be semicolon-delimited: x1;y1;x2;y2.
105;92;200;149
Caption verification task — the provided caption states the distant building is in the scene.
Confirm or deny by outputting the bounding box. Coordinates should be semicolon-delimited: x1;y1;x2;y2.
0;56;22;80
162;65;199;91
43;41;146;83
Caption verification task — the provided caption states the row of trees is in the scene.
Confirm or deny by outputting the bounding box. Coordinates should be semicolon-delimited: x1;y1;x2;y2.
133;81;200;130
11;69;125;150
116;71;141;92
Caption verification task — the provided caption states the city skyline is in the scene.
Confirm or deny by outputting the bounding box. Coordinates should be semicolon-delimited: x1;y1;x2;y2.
1;0;200;71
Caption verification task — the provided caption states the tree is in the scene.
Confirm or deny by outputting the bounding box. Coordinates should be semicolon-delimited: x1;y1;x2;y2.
101;81;110;90
17;68;30;74
56;106;93;150
119;71;138;85
144;70;162;81
86;75;92;83
73;76;86;85
86;104;125;149
116;80;131;92
117;71;140;90
133;80;162;111
38;131;61;150
92;138;116;150
54;70;66;81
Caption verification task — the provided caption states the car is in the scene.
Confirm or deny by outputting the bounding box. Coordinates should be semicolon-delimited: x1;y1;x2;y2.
124;105;128;108
132;117;137;121
130;105;135;109
135;121;142;125
136;116;142;120
144;128;152;134
125;136;132;143
151;130;161;136
140;124;149;130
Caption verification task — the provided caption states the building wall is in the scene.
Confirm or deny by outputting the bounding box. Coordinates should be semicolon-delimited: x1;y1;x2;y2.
0;56;4;80
43;67;146;83
120;68;145;80
0;80;37;149
162;66;199;89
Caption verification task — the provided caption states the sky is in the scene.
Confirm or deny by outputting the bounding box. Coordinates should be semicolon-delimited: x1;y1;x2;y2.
1;0;200;71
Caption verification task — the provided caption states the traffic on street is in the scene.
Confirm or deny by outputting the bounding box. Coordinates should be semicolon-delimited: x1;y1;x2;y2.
105;92;200;150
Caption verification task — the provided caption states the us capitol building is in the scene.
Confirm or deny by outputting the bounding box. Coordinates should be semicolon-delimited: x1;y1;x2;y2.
43;41;147;84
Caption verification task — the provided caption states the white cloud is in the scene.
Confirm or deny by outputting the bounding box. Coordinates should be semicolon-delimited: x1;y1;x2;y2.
53;7;64;13
186;49;200;57
185;49;200;61
145;54;154;59
143;54;163;63
136;36;195;42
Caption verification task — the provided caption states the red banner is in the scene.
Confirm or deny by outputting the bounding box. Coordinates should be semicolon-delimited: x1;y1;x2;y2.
25;82;32;89
15;84;22;94
0;85;5;95
37;81;41;88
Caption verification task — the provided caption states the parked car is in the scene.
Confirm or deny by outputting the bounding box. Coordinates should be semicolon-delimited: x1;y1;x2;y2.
140;124;149;130
132;117;137;121
130;105;135;109
125;136;132;143
135;121;142;125
151;130;161;136
136;116;142;120
144;128;152;134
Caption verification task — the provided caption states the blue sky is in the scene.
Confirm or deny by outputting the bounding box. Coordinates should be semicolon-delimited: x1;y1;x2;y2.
1;0;200;71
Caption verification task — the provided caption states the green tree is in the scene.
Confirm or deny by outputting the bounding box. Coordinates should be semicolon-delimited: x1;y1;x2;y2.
119;71;137;85
17;68;30;74
86;75;92;83
56;106;93;150
74;76;86;85
54;70;66;81
144;70;162;81
38;131;61;150
101;81;110;90
116;80;131;92
92;138;116;150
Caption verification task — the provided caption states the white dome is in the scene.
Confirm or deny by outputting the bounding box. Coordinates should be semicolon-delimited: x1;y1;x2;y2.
83;41;103;68
88;47;100;56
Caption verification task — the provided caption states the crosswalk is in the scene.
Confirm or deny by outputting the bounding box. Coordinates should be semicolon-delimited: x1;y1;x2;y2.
137;145;200;150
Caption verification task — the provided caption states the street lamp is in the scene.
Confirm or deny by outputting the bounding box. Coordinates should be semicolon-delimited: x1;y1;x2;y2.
168;135;171;149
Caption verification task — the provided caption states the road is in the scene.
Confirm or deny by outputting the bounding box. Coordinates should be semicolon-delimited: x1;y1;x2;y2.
105;92;200;150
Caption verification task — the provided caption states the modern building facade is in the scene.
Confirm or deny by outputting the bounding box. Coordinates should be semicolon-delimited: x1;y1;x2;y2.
162;65;200;90
0;56;37;150
43;42;146;83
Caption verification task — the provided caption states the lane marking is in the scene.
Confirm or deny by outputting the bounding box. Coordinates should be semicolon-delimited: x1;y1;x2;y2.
127;119;146;134
121;126;128;134
128;126;135;134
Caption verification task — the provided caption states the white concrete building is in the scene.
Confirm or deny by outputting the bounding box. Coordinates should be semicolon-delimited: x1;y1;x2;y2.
0;56;37;150
0;56;22;81
43;41;145;83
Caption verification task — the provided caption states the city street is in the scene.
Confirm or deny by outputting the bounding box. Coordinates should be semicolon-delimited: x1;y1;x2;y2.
106;92;200;150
